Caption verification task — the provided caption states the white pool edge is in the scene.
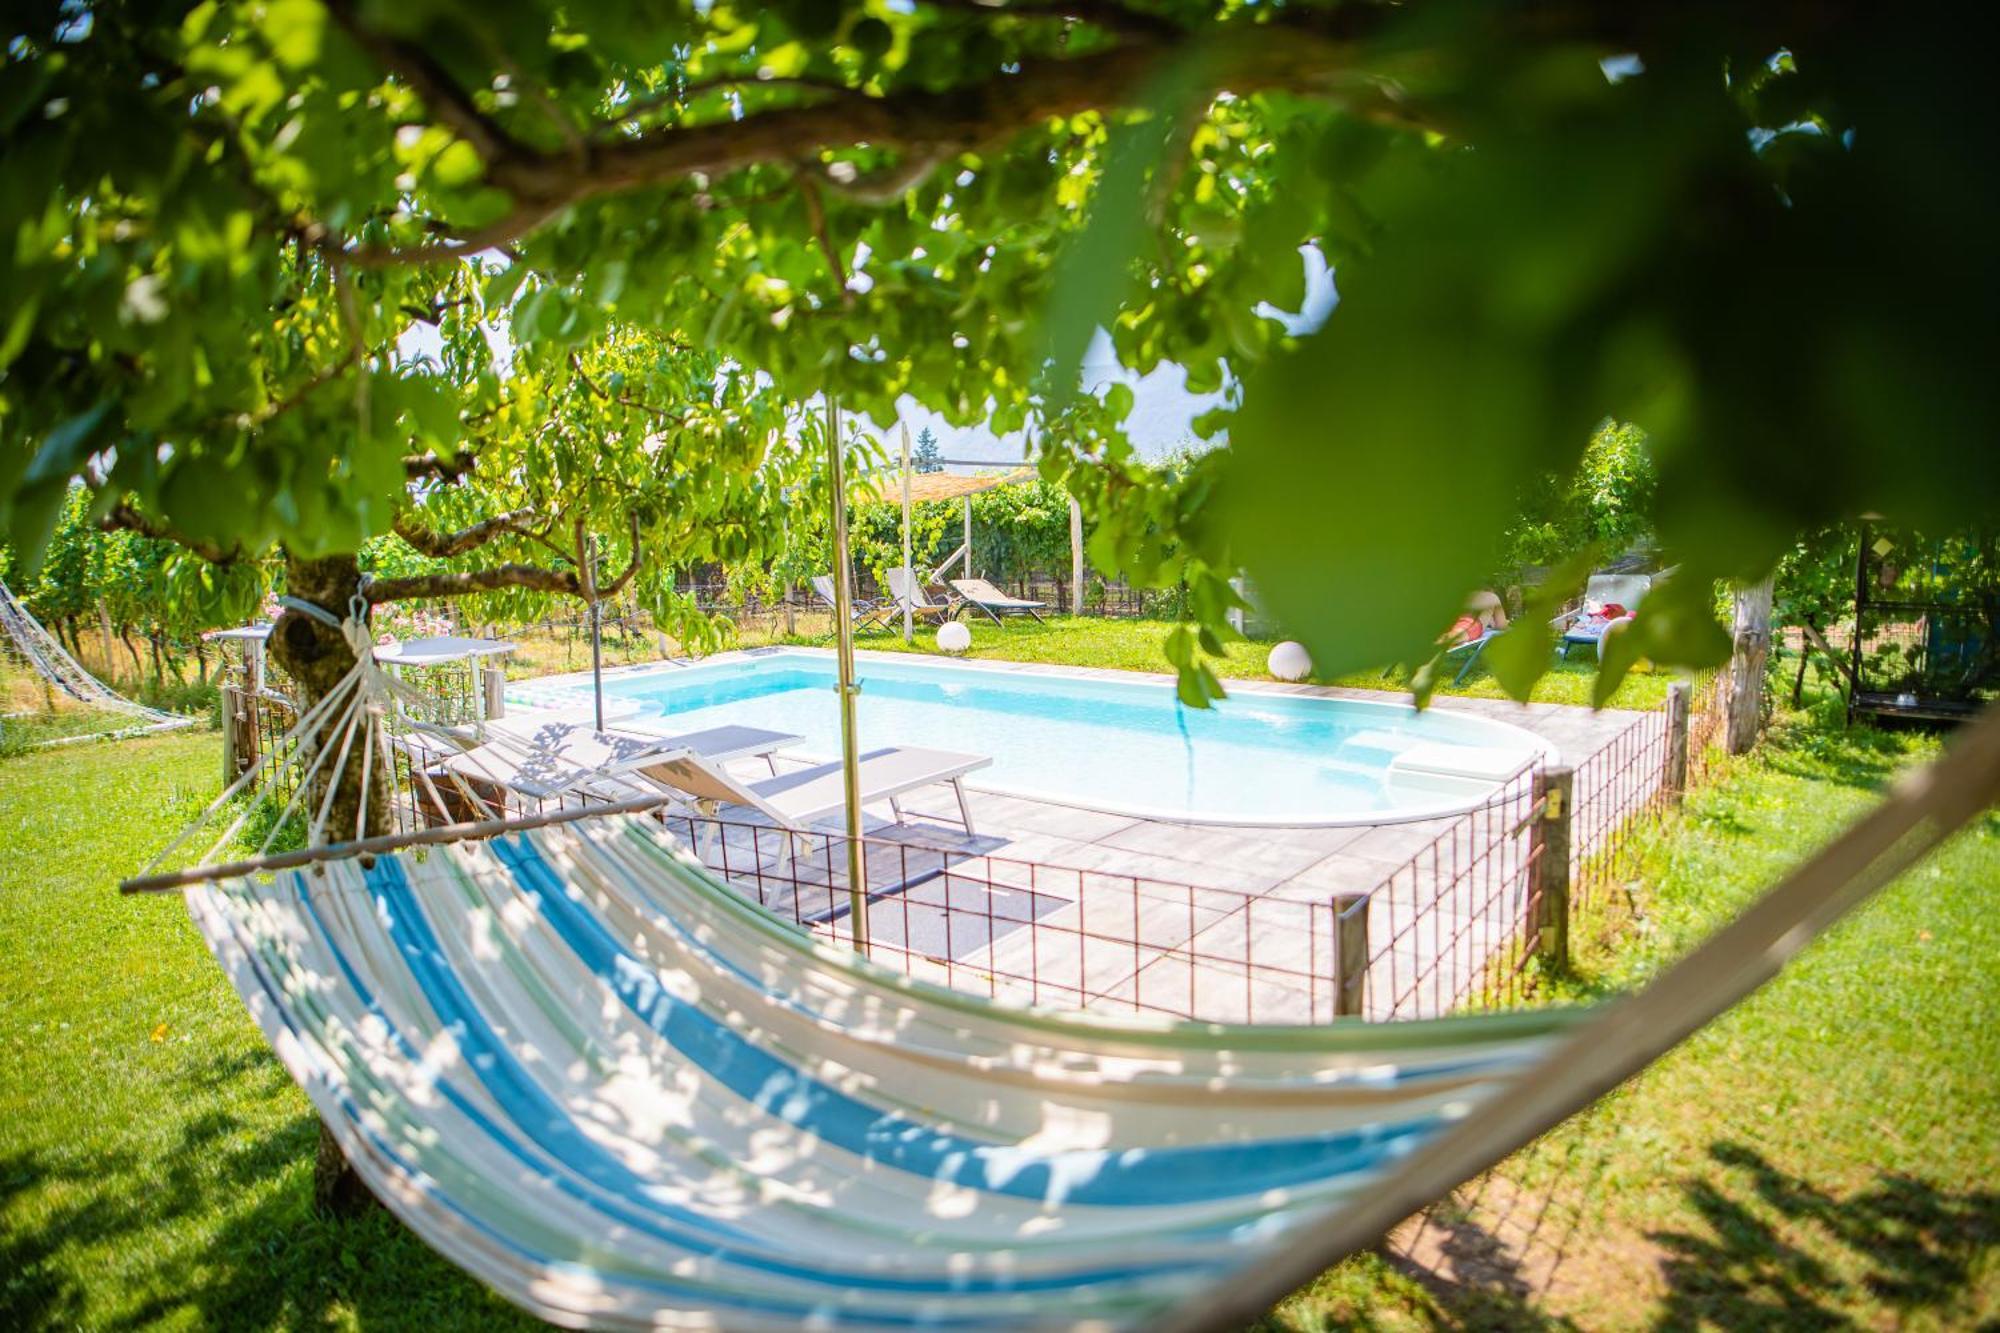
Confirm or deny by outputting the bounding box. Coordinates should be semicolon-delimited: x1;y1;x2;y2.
506;646;1566;830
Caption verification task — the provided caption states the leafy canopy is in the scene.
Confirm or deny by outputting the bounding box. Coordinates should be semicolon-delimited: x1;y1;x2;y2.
1;2;1993;699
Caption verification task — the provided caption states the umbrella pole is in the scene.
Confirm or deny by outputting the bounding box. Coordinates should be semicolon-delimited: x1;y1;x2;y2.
900;422;914;644
824;396;869;949
587;535;605;733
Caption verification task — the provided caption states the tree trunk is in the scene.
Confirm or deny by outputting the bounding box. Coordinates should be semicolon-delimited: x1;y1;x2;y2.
194;639;211;686
1791;621;1811;709
1727;574;1775;755
146;631;164;684
266;550;389;1217
119;629;143;680
96;599;115;677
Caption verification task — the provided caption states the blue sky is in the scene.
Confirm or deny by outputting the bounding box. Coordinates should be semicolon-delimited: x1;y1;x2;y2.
884;246;1337;467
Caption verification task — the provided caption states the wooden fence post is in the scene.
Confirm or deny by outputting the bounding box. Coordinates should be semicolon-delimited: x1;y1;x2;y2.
220;684;239;788
1665;681;1692;802
221;685;262;782
1726;574;1774;755
1533;765;1574;970
482;665;507;721
1332;893;1369;1017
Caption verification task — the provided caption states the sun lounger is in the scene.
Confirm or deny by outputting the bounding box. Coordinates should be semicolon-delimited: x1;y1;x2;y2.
1560;573;1654;659
948;577;1047;625
641;745;990;839
430;722;803;815
811;574;891;632
883;568;957;624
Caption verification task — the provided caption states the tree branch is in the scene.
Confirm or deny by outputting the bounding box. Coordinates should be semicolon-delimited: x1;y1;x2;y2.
365;563;582;603
600;76;868;140
101;500;244;566
391;508;542;558
567;352;690;422
403;450;477;482
598;513;646;598
323;0;523;167
308;15;1400;268
795;175;852;302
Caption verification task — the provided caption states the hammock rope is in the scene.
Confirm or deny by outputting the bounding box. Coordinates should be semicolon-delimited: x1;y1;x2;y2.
0;579;197;744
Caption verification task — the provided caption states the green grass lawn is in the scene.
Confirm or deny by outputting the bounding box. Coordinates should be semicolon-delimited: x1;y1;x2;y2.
1274;704;2000;1329
0;732;538;1330
3;700;1991;1329
766;613;1678;710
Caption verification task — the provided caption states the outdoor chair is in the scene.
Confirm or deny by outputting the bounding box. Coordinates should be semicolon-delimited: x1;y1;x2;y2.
810;574;892;633
1560;573;1654;660
884;567;957;624
948;577;1048;625
639;744;990;866
414;720;803;823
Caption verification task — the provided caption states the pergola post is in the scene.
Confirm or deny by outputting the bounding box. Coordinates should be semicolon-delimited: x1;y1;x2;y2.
963;496;974;580
1068;495;1084;616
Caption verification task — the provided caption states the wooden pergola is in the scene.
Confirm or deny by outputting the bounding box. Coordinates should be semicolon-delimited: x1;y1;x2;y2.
859;432;1084;641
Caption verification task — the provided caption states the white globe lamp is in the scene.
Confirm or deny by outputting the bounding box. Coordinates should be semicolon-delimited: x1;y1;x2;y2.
935;621;972;655
1268;640;1312;682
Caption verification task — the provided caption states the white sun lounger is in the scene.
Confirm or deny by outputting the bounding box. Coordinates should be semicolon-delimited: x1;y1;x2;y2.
640;745;991;837
810;575;890;632
949;577;1047;625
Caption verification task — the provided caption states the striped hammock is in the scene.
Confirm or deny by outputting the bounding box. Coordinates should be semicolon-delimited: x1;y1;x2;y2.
190;812;1583;1330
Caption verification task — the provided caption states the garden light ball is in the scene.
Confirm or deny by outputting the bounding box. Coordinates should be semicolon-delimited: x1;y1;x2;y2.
1268;640;1312;682
936;621;972;654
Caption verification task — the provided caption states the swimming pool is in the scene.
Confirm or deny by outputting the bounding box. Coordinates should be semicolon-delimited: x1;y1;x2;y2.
512;650;1553;826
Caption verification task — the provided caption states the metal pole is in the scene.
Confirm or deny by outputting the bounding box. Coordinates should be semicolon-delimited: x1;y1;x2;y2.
824;396;870;948
588;534;605;732
963;496;973;580
1068;494;1084;617
900;421;914;644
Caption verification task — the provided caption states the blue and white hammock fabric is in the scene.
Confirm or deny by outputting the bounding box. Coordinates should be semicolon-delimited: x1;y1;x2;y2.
188;812;1581;1330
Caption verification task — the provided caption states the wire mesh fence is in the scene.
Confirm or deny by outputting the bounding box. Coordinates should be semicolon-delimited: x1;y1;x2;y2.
217;670;1725;1026
657;813;1349;1024
1335;762;1549;1021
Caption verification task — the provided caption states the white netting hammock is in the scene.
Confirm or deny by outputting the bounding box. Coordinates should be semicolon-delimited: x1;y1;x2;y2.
0;579;197;746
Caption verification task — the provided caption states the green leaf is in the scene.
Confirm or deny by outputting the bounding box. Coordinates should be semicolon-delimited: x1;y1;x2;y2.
1036;51;1211;403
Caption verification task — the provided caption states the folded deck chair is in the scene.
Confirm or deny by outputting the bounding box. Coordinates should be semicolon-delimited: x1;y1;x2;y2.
883;567;956;624
641;745;990;842
950;577;1048;625
432;722;804;817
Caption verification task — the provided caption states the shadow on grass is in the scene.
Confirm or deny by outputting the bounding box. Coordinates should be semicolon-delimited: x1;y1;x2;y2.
0;1049;533;1332
1649;1143;2000;1330
1355;1140;1999;1332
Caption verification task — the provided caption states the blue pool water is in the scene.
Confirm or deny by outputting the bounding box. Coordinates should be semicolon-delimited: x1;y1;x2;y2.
514;651;1550;825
